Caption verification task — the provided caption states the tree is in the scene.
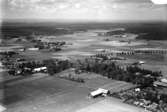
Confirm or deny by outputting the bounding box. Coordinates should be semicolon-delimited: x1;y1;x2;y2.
43;59;55;75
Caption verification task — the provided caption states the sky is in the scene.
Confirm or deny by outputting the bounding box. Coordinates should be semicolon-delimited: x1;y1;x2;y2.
1;0;167;22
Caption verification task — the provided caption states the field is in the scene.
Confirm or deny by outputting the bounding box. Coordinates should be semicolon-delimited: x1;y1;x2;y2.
122;53;167;76
76;98;143;112
35;29;167;76
2;71;138;112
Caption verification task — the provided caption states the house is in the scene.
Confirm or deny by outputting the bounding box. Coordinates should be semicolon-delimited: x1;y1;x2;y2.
89;88;109;98
154;78;167;87
27;48;39;51
154;81;167;87
160;78;167;83
17;48;25;52
132;61;145;66
0;105;6;112
33;67;47;73
138;61;145;64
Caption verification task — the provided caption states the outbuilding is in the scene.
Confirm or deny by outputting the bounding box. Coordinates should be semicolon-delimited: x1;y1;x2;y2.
160;78;167;83
89;88;109;98
33;67;47;73
27;48;39;51
154;81;167;87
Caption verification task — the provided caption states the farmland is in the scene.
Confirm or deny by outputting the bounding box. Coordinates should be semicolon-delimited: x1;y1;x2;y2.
1;22;167;112
3;73;139;112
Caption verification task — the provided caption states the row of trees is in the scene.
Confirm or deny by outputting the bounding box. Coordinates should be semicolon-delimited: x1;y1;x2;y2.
43;59;73;76
76;58;162;88
1;50;73;76
76;58;167;111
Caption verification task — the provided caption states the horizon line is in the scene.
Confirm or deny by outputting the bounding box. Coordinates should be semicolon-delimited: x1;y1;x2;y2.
2;18;167;24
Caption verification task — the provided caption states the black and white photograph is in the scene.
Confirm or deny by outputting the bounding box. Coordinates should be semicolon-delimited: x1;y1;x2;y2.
0;0;167;112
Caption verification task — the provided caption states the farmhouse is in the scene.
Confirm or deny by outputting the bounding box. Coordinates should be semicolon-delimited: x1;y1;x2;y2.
132;61;145;66
0;105;6;112
154;81;167;87
89;88;109;98
154;78;167;87
33;67;47;73
27;48;39;51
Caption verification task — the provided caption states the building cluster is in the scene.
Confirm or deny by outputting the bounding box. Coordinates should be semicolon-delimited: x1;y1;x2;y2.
0;50;47;76
154;78;167;87
93;52;126;61
112;87;167;112
7;58;47;76
34;41;66;51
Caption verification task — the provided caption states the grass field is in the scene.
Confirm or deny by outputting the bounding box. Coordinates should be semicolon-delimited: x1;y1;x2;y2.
122;53;167;77
3;71;137;112
76;98;144;112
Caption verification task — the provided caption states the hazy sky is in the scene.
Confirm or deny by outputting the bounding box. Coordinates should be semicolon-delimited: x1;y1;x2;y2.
1;0;167;22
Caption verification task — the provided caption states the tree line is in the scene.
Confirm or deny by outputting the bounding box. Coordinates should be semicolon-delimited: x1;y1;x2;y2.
76;58;162;88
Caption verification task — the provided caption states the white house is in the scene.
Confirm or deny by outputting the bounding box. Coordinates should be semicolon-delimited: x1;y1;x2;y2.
138;61;145;64
160;78;167;83
27;48;39;51
0;105;6;112
89;88;109;98
33;67;47;73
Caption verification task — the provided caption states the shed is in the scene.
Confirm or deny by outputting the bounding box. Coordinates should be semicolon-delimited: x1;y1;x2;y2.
154;81;167;87
89;88;109;98
161;78;167;83
27;48;39;51
33;67;47;72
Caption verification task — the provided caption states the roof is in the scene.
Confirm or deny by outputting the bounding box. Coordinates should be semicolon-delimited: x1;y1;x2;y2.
161;78;167;83
27;48;39;50
33;67;47;71
0;105;6;112
90;88;108;96
154;81;167;87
